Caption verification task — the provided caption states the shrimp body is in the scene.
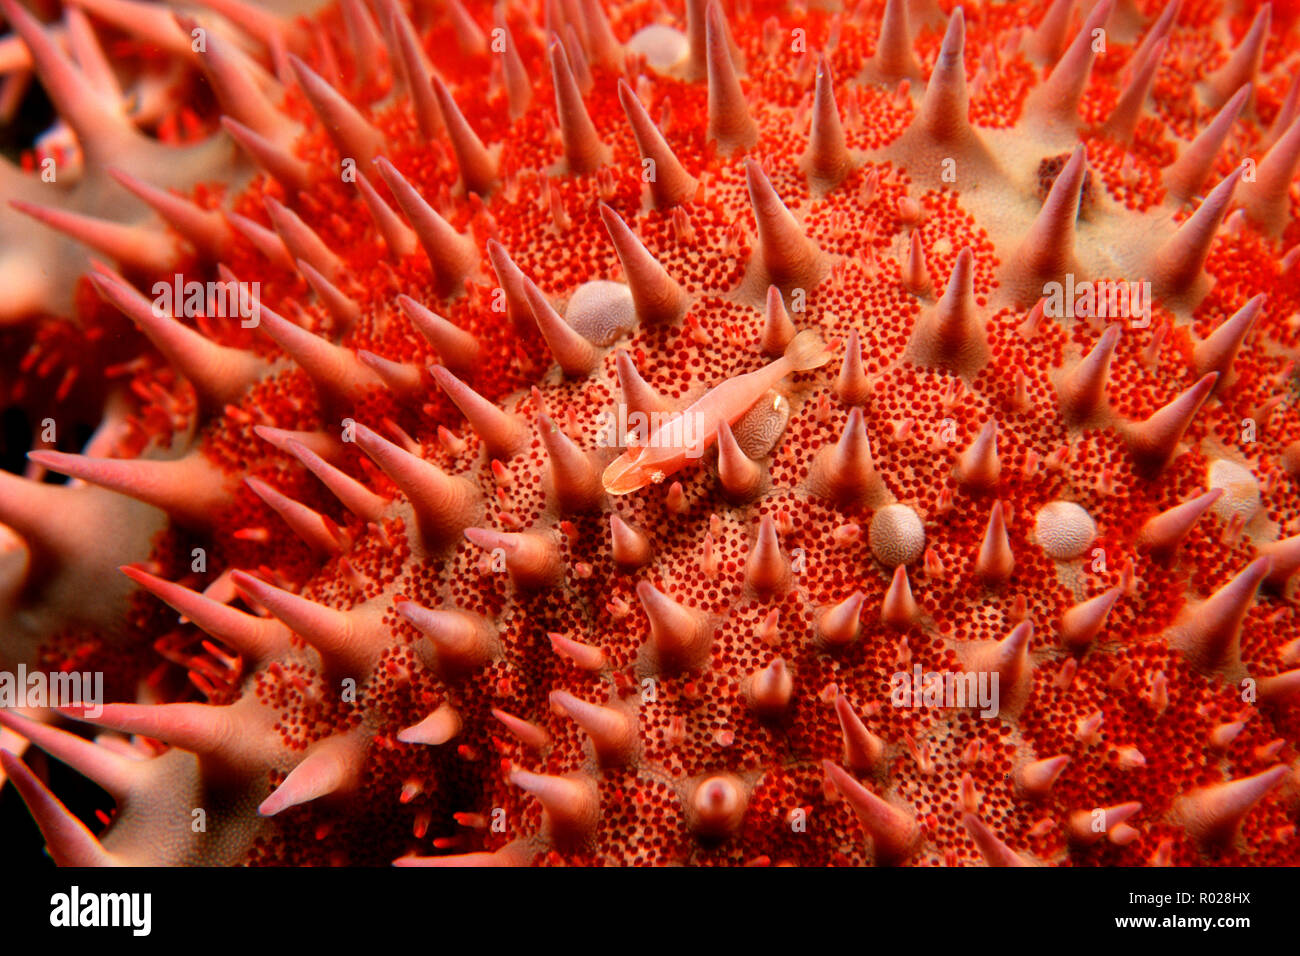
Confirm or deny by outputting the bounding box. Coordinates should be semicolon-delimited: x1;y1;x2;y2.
602;331;830;495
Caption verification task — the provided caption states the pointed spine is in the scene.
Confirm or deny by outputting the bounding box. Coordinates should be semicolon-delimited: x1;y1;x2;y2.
226;212;294;270
881;564;919;626
823;760;919;864
963;813;1031;866
636;580;711;672
355;171;417;259
256;304;383;401
1019;144;1086;284
107;167;234;260
1244;114;1300;234
259;733;364;815
386;0;444;138
524;278;599;376
464;528;562;589
1193;295;1263;382
27;451;230;531
1103;36;1166;143
835;695;885;775
289;54;384;163
835;329;870;404
280;437;388;521
957;421;1001;490
915;6;972;141
744;515;790;596
716;421;763;500
430;366;529;458
1204;5;1270;108
1153;167;1242;295
245;477;343;554
374;157;477;298
745;158;820;291
1178;765;1288;846
1025;0;1075;64
870;0;921;79
1137;489;1223;555
299;260;361;331
903;230;932;295
120;565;288;662
1033;0;1115;121
1177;557;1271;669
539;413;602;512
1058;324;1120;421
352;422;480;548
550;632;608;671
609;514;651;569
489;708;547;750
1164;84;1249;200
1259;533;1300;587
549;689;637;766
432;75;499;196
617;79;698;209
497;15;531;119
10;200;176;273
814;407;879;503
0;0;123;159
63;701;245;763
1019;754;1069;799
705;0;756;154
598;202;687;325
972;620;1033;693
801;57;853;189
231;571;378;677
486;239;533;329
1059;586;1121;649
511;769;599;845
397;601;496;679
219;116;312;192
549;40;607;174
0;750;116;866
264;197;343;281
759;285;796;355
975;500;1014;583
615;350;670;417
0;709;135;799
748;657;793;720
89;270;267;412
818;591;865;648
181;13;285;142
1125;373;1218;471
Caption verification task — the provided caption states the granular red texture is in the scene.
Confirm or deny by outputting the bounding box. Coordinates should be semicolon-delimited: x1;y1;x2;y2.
1;0;1299;868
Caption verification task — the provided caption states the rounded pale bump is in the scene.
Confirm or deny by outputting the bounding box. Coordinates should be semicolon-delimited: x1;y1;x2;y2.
869;504;926;567
1206;459;1260;524
1034;501;1096;560
627;24;689;72
564;280;638;346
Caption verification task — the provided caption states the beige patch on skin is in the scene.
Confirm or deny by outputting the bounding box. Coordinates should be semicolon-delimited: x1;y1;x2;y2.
1207;458;1261;523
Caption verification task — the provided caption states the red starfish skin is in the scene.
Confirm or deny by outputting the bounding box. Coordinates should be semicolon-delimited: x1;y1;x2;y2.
0;0;1298;868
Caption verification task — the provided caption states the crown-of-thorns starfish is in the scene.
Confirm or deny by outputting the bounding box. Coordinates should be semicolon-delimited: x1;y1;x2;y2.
1;0;1298;868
